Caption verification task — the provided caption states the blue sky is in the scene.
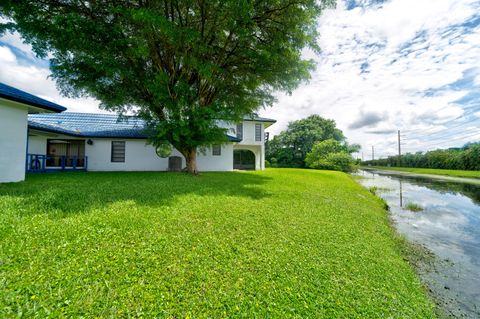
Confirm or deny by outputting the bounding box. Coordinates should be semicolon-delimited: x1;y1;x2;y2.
1;0;479;158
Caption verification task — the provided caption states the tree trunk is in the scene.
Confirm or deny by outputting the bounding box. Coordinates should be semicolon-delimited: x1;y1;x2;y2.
184;147;199;175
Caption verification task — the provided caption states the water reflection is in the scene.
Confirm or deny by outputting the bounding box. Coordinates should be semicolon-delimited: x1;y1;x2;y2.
356;169;480;318
399;179;403;208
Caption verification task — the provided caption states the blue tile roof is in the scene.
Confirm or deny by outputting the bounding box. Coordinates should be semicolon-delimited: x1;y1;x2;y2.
29;113;149;138
0;82;67;113
28;112;242;141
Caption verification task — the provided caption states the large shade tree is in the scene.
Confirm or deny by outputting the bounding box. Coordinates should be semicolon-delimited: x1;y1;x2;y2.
266;115;348;167
1;0;334;174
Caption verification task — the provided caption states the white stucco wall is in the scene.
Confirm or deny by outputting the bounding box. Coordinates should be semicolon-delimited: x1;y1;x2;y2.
86;139;233;172
0;99;28;183
239;121;264;145
197;144;233;171
27;134;235;172
86;139;168;171
218;120;264;146
28;134;48;155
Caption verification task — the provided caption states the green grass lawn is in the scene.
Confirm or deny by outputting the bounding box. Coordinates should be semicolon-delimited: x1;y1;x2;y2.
369;166;480;179
0;169;436;317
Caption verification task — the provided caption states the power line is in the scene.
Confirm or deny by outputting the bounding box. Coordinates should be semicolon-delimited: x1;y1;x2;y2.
400;107;480;134
369;128;480;158
406;130;480;144
401;126;479;142
402;116;480;135
402;132;480;151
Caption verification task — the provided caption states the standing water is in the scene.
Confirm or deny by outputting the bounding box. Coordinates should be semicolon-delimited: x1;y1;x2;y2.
356;169;480;318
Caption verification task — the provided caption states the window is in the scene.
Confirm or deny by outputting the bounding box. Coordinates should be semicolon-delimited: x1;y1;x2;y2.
236;123;243;139
212;144;221;156
111;141;126;162
255;123;262;141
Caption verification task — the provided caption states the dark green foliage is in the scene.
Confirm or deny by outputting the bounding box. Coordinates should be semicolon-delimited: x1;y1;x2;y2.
266;115;345;167
363;143;480;171
305;139;355;172
0;0;334;173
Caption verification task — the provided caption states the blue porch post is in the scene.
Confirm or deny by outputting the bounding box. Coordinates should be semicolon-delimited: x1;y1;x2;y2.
41;155;46;172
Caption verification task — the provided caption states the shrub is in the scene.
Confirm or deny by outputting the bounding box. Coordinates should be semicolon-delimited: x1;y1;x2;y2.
405;202;423;212
325;152;355;172
306;140;355;172
265;160;271;168
305;139;344;167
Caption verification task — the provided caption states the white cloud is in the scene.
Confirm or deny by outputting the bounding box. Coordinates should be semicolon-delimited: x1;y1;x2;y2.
0;31;35;57
260;0;480;155
0;43;103;113
0;45;16;63
475;74;480;86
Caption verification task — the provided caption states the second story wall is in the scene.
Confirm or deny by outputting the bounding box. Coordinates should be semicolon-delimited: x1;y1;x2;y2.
218;120;264;145
237;121;264;145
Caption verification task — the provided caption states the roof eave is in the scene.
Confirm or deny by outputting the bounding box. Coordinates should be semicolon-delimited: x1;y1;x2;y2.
0;94;66;113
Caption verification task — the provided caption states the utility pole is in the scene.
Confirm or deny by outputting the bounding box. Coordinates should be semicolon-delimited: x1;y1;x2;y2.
372;145;375;161
397;130;401;166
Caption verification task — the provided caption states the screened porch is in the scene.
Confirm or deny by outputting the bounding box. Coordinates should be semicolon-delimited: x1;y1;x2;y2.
27;139;88;173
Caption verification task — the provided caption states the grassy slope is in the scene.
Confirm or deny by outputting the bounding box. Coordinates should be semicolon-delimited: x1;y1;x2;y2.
0;169;435;317
369;166;480;179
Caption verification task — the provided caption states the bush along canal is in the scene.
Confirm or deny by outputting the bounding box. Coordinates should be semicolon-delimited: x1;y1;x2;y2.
355;169;480;318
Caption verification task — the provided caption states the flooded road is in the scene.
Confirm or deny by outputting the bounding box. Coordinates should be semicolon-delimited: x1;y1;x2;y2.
356;169;480;318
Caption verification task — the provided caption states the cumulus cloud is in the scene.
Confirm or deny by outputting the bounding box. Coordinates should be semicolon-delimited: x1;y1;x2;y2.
260;0;480;156
0;37;103;113
349;109;386;129
0;45;16;62
365;129;398;135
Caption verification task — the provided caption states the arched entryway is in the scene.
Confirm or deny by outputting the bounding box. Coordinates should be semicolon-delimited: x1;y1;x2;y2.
233;150;256;170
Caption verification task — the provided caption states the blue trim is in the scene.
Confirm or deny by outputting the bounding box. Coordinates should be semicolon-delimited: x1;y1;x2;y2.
0;82;66;113
26;154;88;173
242;117;276;123
226;134;242;142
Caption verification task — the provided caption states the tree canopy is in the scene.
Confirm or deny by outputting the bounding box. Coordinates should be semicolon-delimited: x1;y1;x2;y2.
1;0;334;174
363;143;480;171
266;115;346;167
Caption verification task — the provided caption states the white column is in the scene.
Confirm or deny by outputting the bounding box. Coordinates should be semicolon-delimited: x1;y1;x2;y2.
261;143;265;170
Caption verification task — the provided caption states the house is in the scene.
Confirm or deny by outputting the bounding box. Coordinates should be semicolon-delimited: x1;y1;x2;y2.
0;83;275;182
27;113;275;173
0;83;66;183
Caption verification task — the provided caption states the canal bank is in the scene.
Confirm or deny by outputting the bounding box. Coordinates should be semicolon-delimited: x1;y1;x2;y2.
355;169;480;318
362;167;480;186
